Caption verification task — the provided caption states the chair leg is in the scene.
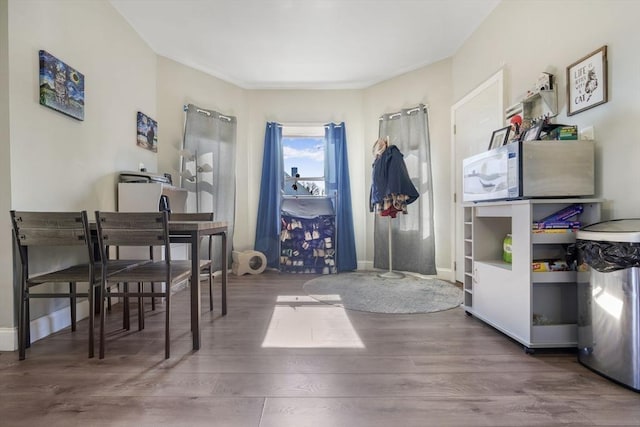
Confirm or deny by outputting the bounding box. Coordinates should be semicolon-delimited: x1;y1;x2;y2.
150;282;156;310
222;273;227;316
88;283;95;358
123;282;130;331
208;272;214;312
25;291;31;349
165;286;170;359
69;282;77;331
99;280;107;359
138;282;144;331
18;281;27;360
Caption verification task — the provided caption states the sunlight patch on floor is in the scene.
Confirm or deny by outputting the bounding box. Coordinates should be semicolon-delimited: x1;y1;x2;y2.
261;295;364;348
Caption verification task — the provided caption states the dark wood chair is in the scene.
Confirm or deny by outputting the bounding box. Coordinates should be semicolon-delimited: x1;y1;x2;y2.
94;211;191;359
10;211;151;360
10;211;98;360
169;212;220;312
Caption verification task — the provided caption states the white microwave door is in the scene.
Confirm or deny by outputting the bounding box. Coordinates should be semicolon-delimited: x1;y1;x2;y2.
462;146;509;202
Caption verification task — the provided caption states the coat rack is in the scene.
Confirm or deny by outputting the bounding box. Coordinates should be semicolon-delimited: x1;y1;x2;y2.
372;135;412;279
379;215;404;279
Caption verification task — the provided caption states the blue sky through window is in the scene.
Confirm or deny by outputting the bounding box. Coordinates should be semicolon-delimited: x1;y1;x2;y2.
282;136;326;195
282;136;325;178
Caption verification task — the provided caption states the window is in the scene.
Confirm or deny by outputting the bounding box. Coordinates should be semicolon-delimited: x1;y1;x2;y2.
282;126;325;196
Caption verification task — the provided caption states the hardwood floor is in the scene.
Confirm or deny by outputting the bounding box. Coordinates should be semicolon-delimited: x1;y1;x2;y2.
1;270;639;426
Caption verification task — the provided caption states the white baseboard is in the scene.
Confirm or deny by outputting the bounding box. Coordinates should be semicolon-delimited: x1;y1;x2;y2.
437;267;454;282
0;283;189;353
357;261;374;271
0;328;17;352
0;300;92;352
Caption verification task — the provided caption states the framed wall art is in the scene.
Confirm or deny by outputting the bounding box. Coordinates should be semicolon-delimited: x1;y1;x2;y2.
39;50;85;121
137;111;158;153
488;126;510;150
566;45;608;116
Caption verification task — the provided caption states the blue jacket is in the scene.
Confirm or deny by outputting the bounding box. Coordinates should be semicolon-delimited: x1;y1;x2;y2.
369;145;419;211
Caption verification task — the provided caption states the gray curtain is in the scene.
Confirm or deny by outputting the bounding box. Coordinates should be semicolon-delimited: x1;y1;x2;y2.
182;104;236;270
375;104;436;275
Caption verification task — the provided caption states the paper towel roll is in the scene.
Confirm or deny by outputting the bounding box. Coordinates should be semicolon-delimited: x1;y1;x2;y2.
232;250;267;276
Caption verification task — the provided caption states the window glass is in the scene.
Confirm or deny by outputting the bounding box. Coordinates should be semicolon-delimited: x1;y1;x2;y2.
282;127;325;196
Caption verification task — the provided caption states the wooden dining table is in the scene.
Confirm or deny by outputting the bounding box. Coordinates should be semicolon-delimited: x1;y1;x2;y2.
166;220;228;350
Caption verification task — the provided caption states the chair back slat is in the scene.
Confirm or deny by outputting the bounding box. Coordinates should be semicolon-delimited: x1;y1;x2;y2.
95;211;170;261
99;229;165;246
96;212;165;229
11;211;89;247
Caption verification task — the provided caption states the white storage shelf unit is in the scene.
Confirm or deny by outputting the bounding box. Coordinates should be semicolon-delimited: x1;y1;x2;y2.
463;198;602;352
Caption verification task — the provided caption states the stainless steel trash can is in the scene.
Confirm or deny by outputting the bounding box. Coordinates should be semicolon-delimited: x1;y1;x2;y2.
576;219;640;391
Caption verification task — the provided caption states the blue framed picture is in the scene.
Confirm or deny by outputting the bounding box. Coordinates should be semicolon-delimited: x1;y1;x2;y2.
38;50;85;121
137;111;158;153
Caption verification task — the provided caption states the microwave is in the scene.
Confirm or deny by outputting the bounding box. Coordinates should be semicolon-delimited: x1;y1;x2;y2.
462;140;595;202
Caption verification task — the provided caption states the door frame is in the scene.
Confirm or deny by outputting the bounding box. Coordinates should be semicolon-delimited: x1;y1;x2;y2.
450;69;504;283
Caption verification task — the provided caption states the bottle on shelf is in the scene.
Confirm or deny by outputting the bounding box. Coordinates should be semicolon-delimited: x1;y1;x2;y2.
503;233;512;264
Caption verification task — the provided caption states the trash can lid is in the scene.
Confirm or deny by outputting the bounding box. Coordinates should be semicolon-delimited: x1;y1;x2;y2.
577;219;640;243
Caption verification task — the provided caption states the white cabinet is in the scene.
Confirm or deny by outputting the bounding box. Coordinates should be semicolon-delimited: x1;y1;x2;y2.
117;182;187;214
463;198;602;352
117;183;189;261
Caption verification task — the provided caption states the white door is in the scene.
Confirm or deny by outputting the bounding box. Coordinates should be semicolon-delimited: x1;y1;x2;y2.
451;70;504;283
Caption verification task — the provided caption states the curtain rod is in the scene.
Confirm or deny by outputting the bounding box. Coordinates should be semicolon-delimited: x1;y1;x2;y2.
279;122;342;128
183;104;233;121
182;104;233;122
379;104;429;121
280;121;324;127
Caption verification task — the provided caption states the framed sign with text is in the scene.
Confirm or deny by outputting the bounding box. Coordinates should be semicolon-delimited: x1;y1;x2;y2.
566;46;608;116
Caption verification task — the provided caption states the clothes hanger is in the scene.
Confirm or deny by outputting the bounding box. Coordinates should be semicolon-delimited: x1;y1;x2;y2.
372;136;389;157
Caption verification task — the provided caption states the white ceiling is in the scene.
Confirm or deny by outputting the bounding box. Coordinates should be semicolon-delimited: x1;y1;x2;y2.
110;0;500;90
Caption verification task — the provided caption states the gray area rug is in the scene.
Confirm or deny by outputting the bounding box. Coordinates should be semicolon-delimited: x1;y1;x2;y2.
303;271;463;314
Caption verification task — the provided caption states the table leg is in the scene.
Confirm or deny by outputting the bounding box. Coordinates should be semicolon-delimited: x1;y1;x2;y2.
221;231;227;315
191;232;201;350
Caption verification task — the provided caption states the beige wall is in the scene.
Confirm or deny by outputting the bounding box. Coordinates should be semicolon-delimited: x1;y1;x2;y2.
155;62;370;256
244;90;367;260
155;56;248;240
155;63;369;267
0;0;157;347
9;0;157;213
363;58;453;274
0;0;12;334
453;0;640;219
155;63;448;272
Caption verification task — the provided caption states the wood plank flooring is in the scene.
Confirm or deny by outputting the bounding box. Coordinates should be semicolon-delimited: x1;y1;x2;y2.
1;270;639;426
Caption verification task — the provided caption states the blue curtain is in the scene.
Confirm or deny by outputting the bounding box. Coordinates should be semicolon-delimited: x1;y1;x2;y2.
325;123;357;271
254;122;283;268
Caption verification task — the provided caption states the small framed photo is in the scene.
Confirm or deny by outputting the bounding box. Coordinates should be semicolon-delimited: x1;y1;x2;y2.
566;45;608;116
523;121;544;141
488;126;511;150
136;111;158;153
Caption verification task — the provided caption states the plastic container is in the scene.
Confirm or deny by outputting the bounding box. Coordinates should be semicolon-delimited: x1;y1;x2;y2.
503;233;512;263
